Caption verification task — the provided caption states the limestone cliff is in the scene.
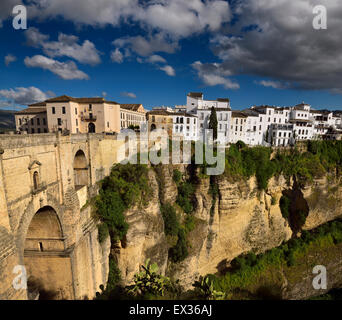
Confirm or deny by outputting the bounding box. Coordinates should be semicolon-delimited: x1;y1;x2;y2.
114;166;342;296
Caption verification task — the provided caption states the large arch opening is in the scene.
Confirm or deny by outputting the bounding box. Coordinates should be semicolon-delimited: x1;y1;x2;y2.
88;122;95;133
73;150;89;189
24;206;74;300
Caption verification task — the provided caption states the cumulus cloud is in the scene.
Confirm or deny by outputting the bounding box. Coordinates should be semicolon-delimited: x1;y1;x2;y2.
25;27;101;65
0;86;53;106
159;65;176;77
4;54;16;66
110;48;124;63
202;0;342;93
24;0;231;38
146;55;167;64
121;92;137;99
113;33;178;58
191;61;239;89
24;55;89;80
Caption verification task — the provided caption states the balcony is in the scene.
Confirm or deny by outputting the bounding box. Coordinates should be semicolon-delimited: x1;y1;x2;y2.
81;115;97;121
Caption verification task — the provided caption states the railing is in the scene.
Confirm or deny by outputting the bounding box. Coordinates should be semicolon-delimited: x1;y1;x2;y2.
81;115;97;121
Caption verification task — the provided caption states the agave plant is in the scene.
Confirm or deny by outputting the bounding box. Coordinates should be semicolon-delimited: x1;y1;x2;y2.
193;275;226;300
126;259;172;297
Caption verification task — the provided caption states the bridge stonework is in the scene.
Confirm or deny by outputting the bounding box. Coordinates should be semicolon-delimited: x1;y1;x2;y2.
0;133;124;300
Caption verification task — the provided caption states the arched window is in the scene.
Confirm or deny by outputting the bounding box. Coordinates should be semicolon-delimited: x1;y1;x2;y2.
33;171;39;190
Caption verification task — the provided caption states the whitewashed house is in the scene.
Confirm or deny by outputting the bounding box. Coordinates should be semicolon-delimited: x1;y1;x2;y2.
172;112;198;141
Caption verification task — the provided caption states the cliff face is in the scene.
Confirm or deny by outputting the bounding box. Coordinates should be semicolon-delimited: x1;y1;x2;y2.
169;174;293;288
114;169;169;284
303;176;342;230
114;166;342;296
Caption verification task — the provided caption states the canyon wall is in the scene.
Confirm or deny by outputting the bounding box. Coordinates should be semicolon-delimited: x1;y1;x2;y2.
114;165;342;297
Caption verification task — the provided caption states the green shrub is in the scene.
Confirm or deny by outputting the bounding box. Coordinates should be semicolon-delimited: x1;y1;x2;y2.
279;195;291;220
173;169;182;185
95;164;151;243
160;203;179;237
169;228;189;263
98;222;109;243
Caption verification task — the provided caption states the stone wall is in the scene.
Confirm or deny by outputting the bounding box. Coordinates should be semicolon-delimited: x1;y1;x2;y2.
0;133;122;300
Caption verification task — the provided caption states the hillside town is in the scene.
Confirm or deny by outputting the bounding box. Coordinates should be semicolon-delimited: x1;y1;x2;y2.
13;92;342;147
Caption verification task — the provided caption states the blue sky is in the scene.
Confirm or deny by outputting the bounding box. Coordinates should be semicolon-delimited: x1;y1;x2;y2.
0;0;341;111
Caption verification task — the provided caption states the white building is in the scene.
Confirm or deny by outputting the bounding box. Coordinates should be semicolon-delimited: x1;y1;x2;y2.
229;111;248;144
269;124;295;147
172;112;198;141
186;92;230;114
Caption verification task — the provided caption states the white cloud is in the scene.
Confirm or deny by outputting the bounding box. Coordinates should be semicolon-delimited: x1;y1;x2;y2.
0;86;53;106
110;48;124;63
24;0;231;38
206;0;342;93
25;27;101;65
146;55;167;64
4;54;16;66
191;61;239;89
255;80;288;90
121;92;137;99
159;65;176;77
24;55;89;80
113;33;178;57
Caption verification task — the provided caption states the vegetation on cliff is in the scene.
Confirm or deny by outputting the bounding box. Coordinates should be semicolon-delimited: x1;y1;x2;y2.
224;140;342;190
209;219;342;299
95;163;151;243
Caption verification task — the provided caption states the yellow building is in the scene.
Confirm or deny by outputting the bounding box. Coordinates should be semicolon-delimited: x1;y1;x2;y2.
120;104;146;129
15;95;121;134
146;109;174;136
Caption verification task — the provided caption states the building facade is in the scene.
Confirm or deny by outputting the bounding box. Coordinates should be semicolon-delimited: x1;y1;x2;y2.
120;104;146;129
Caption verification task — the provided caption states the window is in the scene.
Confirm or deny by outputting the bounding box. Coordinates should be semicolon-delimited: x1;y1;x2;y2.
37;118;40;125
38;128;41;133
89;104;92;111
107;122;109;128
19;118;22;125
75;108;78;115
31;128;35;133
76;119;78;126
43;118;46;125
152;116;155;122
57;118;62;126
44;129;47;133
187;118;190;124
31;118;34;125
52;107;55;114
89;113;93;119
62;106;66;114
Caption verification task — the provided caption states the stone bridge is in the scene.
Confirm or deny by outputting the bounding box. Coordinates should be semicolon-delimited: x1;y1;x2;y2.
0;133;124;300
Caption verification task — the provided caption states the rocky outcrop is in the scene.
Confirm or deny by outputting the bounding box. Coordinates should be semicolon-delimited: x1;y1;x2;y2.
114;169;168;285
303;176;342;230
170;175;292;288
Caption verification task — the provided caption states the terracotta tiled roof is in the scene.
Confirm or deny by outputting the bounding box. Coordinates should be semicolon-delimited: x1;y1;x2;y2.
15;107;47;115
30;95;119;105
120;104;144;112
217;98;230;103
147;110;173;116
232;111;248;118
187;92;203;98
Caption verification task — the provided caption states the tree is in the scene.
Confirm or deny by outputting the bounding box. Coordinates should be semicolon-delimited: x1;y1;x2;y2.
208;107;218;141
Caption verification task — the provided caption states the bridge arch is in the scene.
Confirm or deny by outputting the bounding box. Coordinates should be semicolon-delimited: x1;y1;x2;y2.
73;149;89;188
23;205;74;300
